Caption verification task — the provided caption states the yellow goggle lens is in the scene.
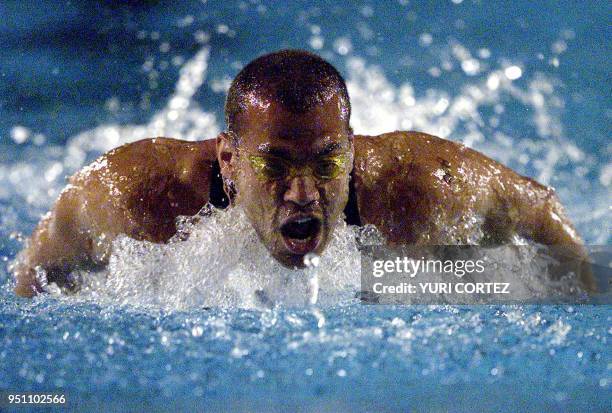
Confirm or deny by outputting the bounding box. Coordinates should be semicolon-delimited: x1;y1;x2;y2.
247;154;347;181
313;155;347;179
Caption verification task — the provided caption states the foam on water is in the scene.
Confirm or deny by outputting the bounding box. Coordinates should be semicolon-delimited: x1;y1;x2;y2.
59;207;586;309
2;40;609;309
72;207;362;310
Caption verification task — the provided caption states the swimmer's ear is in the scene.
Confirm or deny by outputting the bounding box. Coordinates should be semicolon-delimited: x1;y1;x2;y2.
216;132;237;178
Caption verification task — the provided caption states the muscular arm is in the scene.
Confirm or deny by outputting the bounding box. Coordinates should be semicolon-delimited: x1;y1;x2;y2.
353;131;595;291
13;137;217;297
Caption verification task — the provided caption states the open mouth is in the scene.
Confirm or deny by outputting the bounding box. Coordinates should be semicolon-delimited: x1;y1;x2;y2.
280;215;322;255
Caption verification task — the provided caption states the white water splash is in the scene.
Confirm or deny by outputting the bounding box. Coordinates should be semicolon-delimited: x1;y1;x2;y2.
65;48;218;166
348;57;576;185
75;207;361;310
0;47;218;213
54;204;587;310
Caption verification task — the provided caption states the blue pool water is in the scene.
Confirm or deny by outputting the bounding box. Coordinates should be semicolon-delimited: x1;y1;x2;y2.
0;1;610;411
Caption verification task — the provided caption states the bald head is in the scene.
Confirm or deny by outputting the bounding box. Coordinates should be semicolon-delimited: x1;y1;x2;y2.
225;49;351;141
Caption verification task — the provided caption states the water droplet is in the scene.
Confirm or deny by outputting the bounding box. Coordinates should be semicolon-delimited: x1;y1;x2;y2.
419;33;433;47
504;66;522;80
304;253;320;268
309;35;324;50
10;125;30;144
333;37;352;55
191;326;203;337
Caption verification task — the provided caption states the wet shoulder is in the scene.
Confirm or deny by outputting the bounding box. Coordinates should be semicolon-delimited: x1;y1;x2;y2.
354;131;472;190
68;137;217;242
351;131;494;242
70;137;215;187
354;131;492;173
352;130;525;191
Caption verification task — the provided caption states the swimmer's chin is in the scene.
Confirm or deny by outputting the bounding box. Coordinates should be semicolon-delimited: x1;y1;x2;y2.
274;255;312;269
274;246;322;269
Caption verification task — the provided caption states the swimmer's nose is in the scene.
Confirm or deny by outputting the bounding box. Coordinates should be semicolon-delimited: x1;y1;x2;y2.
284;175;320;208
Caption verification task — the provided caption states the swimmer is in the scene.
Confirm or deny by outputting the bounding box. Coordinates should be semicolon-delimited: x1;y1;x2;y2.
12;49;595;297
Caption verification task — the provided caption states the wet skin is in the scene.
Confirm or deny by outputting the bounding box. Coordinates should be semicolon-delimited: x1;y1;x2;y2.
12;98;595;296
216;97;353;268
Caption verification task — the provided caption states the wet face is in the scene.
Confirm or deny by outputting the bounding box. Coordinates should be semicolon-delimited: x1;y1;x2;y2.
218;95;353;268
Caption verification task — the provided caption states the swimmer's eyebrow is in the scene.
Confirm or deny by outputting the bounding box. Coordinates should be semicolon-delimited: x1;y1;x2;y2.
256;145;292;158
316;142;342;156
255;142;343;158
